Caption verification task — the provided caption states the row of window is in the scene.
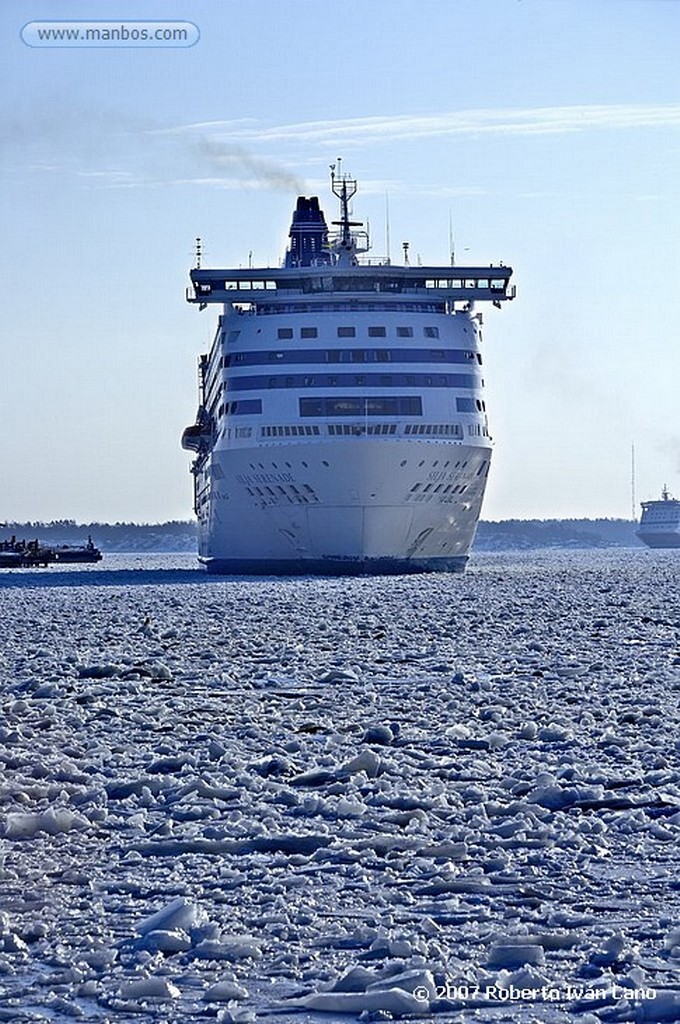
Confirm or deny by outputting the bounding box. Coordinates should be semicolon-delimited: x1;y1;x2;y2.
256;302;446;316
258;423;473;438
271;325;443;340
214;396;485;422
224;348;482;367
411;481;468;495
213;421;488;442
225;372;480;392
204;274;505;296
261;425;321;437
217;399;263;417
405;423;464;436
328;423;397;435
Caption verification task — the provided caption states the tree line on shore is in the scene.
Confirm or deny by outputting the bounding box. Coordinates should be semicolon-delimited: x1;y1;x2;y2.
1;518;641;552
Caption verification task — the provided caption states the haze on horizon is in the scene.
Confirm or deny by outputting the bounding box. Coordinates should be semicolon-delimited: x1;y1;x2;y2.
2;0;680;524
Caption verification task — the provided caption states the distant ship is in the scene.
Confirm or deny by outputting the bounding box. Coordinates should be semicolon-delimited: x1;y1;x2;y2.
637;486;680;548
52;537;103;563
182;166;515;574
0;534;102;567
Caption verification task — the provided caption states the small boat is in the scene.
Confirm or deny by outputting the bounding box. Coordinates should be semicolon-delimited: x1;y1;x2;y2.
52;536;103;563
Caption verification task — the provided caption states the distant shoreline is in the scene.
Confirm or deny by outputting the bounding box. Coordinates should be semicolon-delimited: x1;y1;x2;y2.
1;518;644;553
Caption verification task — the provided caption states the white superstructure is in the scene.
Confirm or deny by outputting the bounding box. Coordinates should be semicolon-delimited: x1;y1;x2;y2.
182;169;515;573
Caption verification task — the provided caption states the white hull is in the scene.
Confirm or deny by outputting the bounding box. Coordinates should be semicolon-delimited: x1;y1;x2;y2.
197;439;490;573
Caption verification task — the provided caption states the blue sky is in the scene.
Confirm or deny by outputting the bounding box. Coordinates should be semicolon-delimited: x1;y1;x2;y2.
2;0;680;523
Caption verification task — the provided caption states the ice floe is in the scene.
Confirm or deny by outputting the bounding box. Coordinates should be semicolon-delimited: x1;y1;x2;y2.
0;549;679;1022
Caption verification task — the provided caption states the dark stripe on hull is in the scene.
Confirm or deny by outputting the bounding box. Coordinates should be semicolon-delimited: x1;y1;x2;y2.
199;555;469;576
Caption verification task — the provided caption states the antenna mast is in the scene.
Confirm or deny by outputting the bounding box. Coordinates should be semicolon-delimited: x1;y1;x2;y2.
330;159;358;250
329;159;368;265
385;190;391;265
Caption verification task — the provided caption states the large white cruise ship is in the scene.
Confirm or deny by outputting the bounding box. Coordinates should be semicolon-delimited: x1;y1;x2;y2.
182;168;515;574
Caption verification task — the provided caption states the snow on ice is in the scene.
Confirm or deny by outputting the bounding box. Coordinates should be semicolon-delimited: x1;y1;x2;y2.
0;549;679;1022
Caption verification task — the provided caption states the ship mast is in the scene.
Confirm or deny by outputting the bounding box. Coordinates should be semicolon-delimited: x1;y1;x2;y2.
330;160;368;265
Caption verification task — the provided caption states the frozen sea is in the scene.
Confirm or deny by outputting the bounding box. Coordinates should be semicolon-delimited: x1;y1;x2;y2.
1;549;679;1023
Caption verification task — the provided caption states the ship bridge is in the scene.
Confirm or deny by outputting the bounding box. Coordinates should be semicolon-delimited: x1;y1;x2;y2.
188;264;515;309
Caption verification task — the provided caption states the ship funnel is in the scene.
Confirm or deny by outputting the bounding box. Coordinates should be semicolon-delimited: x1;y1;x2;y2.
285;196;331;268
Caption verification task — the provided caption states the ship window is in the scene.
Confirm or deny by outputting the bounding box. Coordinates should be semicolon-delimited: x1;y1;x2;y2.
277;328;293;339
300;399;324;416
269;351;286;360
338;326;356;337
424;327;439;338
456;397;477;413
301;327;318;338
334;399;362;414
231;399;262;415
397;326;413;337
368;326;387;337
350;350;366;362
326;350;341;363
376;350;390;362
299;396;422;417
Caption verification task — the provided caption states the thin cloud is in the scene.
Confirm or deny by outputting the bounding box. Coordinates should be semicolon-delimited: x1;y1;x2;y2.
166;104;680;147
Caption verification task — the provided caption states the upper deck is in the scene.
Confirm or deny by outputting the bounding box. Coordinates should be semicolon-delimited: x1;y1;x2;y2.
188;170;514;311
188;263;515;309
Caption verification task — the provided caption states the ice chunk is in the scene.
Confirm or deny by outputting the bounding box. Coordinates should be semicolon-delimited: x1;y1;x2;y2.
293;987;429;1014
138;929;193;953
362;725;395;745
193;935;263;961
3;806;89;838
119;976;181;999
135;896;208;936
204;980;249;1001
486;943;545;970
329;965;380;992
317;667;360;683
340;748;382;778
